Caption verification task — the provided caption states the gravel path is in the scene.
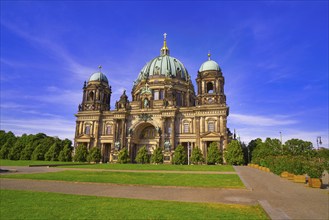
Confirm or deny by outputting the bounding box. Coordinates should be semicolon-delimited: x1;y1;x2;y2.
1;165;328;220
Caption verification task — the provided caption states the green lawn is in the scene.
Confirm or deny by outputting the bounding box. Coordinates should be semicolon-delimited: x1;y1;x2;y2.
0;159;81;166
0;189;268;220
1;170;244;188
0;159;235;172
63;163;235;172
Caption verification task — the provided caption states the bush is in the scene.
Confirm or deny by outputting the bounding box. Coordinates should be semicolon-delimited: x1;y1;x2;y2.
135;146;150;164
73;144;88;162
207;142;222;165
172;145;187;165
117;148;130;164
190;147;204;164
87;147;102;163
151;147;163;164
224;140;244;165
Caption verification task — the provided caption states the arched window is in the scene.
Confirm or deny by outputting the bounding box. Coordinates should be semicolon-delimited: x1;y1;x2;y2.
208;121;215;132
88;91;94;101
183;123;189;133
85;124;91;135
106;125;112;135
207;82;214;94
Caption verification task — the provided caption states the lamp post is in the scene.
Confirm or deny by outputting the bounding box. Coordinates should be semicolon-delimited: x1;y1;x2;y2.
316;136;322;150
280;131;283;154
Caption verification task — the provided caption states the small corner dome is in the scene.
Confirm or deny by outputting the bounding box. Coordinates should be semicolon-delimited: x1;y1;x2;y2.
89;72;108;83
199;60;221;72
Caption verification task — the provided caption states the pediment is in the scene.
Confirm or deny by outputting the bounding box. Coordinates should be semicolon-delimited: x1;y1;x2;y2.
200;132;220;138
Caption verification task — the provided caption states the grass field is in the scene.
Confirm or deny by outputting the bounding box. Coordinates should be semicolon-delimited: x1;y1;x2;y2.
1;170;244;188
62;163;235;171
0;189;269;220
0;159;235;171
0;159;81;166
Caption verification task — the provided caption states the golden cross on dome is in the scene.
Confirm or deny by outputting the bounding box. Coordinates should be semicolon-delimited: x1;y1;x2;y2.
98;65;102;72
208;51;211;60
164;33;167;40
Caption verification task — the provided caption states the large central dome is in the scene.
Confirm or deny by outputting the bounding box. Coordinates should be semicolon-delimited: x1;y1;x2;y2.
135;34;190;85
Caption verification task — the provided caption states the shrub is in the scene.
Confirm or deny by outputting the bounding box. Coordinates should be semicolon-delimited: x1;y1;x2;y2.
73;144;88;162
135;146;150;164
207;142;222;165
190;147;204;164
172;145;187;165
224;140;244;165
87;147;102;163
117;148;130;164
151;147;163;164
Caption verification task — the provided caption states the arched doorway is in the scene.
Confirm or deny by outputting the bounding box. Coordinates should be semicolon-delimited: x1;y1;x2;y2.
130;122;159;162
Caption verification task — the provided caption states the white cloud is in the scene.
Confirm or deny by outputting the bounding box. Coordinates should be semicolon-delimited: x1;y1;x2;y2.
230;113;297;127
1;116;75;140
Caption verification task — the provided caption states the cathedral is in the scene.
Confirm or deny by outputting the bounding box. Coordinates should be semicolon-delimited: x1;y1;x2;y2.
74;34;230;163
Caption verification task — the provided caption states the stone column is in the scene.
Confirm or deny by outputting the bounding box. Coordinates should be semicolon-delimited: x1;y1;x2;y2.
170;117;175;150
223;118;227;150
113;120;117;143
161;117;166;148
195;117;200;148
79;121;83;135
121;119;126;148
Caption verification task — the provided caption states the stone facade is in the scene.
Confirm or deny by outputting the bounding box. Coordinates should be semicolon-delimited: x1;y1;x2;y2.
74;35;229;163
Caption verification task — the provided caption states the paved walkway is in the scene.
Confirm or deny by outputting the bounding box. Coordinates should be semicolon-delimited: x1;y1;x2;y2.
1;166;328;219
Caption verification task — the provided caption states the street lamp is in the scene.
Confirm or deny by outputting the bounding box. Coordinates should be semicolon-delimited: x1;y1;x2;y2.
316;136;322;150
280;131;283;154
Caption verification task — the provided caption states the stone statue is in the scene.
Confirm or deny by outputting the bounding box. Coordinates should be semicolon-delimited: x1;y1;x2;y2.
144;98;149;108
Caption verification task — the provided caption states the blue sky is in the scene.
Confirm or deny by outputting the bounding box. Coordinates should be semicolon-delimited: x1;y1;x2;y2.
1;1;328;148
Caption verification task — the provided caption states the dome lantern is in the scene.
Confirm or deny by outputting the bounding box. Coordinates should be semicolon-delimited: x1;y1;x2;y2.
160;33;170;56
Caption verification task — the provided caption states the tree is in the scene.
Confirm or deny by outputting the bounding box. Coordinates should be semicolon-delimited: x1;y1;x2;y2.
190;147;204;164
87;147;102;163
58;145;73;162
117;148;130;164
135;146;150;164
207;142;222;165
0;142;11;159
45;141;62;161
73;144;88;162
151;146;163;164
224;140;245;165
284;139;313;156
31;144;48;161
172;144;187;165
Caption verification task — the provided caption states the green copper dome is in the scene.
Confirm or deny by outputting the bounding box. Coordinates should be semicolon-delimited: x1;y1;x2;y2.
136;55;189;83
89;72;108;83
135;34;190;84
199;53;221;72
199;60;220;72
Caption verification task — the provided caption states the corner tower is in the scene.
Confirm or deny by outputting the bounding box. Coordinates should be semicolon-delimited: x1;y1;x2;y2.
196;53;226;106
75;67;112;151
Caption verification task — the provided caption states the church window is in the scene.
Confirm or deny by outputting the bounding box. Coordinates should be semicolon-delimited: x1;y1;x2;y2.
159;90;164;100
88;91;94;101
183;123;189;133
207;82;214;94
154;90;159;100
176;92;182;106
85;125;91;135
106;125;112;135
208;121;215;132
